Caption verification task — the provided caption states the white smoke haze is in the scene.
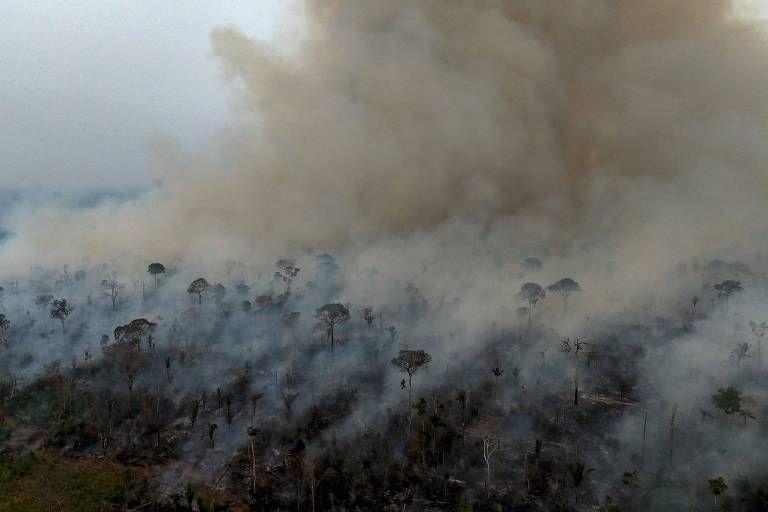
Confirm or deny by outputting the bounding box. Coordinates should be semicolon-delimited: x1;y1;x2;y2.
2;1;768;509
2;0;766;286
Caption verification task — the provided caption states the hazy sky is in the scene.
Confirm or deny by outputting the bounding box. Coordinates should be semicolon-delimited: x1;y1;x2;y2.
0;0;286;189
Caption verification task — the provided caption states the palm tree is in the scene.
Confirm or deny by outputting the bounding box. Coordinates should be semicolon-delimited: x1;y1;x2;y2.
567;458;594;504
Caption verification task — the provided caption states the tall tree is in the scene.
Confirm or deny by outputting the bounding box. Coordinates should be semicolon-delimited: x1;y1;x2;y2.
50;298;72;335
391;349;432;411
147;263;166;290
187;278;211;305
315;303;350;352
714;280;742;312
546;278;581;317
0;314;9;345
101;277;121;311
518;283;545;330
560;337;588;405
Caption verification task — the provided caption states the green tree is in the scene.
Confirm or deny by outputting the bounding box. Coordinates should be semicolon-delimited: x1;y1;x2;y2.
708;476;728;507
712;387;742;415
147;262;166;290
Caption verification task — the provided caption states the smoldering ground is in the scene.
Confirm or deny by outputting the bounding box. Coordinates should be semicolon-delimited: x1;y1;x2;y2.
1;0;768;509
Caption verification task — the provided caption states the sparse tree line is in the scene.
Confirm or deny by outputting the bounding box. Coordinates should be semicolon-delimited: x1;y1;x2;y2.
0;254;766;510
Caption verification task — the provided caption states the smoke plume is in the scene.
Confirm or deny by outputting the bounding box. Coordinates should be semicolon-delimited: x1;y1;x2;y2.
1;0;767;282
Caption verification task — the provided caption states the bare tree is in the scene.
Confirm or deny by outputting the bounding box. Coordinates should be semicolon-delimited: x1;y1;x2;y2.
101;277;121;311
247;426;262;497
468;417;511;491
302;450;326;512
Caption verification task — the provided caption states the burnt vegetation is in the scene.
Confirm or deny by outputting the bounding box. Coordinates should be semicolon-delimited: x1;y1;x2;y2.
0;252;767;511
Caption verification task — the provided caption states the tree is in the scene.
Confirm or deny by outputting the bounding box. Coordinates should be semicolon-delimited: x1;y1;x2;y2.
469;418;511;490
560;337;588;405
546;278;581;317
521;257;543;271
315;303;350;352
187;278;210;305
114;318;157;352
518;283;545;330
281;390;299;419
302;450;326;512
190;399;200;428
101;278;121;311
0;314;9;345
708;476;728;507
361;306;375;328
276;259;300;292
749;321;766;364
247;426;262;497
147;263;166;290
714;280;742;311
567;456;594;504
208;423;218;449
712;387;742;415
391;349;432;411
50;298;72;335
732;342;751;370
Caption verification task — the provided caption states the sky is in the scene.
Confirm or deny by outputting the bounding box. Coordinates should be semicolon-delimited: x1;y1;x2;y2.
1;0;766;191
0;0;287;189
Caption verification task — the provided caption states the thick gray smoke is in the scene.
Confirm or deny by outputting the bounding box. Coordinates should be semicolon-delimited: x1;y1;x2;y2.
1;0;766;300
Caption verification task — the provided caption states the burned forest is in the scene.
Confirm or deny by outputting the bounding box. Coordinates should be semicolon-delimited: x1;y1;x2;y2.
2;1;768;511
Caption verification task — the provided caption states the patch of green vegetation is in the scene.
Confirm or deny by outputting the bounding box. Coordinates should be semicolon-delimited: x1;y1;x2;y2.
0;451;145;512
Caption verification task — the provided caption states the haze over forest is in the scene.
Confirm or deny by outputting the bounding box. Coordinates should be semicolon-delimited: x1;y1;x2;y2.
1;1;768;511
